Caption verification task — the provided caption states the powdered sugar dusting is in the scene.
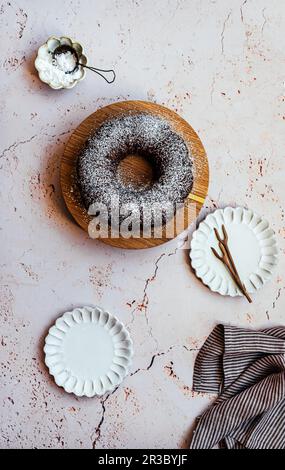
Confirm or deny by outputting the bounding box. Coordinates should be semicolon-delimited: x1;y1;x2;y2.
55;51;78;73
36;48;83;88
77;113;193;225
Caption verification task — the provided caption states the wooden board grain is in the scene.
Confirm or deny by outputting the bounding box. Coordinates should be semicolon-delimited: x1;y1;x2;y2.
60;100;209;249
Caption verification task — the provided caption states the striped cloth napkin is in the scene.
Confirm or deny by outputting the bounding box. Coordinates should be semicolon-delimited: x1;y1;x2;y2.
190;324;285;449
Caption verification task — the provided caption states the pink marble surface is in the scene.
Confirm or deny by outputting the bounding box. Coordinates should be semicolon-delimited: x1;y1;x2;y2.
0;0;284;449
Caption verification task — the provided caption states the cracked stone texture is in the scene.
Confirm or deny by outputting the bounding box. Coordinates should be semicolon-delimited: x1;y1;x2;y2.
0;0;285;449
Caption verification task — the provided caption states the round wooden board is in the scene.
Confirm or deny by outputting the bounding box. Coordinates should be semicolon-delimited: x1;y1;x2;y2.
60;100;209;249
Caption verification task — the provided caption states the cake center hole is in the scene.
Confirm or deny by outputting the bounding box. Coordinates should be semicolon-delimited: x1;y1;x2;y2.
117;154;156;190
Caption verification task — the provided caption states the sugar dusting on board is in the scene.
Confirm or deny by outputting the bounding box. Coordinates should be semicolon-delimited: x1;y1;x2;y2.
77;113;194;227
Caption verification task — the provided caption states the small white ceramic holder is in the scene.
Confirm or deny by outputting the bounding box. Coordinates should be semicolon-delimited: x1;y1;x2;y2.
35;36;87;89
44;306;133;397
190;207;278;297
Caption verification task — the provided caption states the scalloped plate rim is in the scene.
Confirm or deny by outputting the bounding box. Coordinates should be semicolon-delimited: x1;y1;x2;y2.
189;206;278;297
44;306;134;397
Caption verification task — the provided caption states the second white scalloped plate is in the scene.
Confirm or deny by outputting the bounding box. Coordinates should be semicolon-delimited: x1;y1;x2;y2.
44;307;133;397
190;207;278;297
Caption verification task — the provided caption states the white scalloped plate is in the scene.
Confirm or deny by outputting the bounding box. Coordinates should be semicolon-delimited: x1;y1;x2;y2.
44;307;133;397
190;207;278;297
